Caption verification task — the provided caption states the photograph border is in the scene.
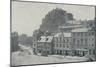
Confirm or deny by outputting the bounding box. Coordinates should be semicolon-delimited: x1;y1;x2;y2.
10;0;96;67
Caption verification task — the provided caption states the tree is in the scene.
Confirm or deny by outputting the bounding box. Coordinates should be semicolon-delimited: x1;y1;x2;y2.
11;32;19;52
39;8;74;33
18;34;33;46
67;13;74;20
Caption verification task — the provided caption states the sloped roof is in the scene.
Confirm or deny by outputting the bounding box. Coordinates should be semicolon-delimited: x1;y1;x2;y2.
63;33;71;37
46;36;53;42
38;36;53;43
59;25;82;29
66;20;81;24
54;32;71;37
71;28;90;32
58;20;82;29
38;36;46;42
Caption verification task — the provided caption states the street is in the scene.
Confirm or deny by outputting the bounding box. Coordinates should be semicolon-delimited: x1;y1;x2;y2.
11;51;89;66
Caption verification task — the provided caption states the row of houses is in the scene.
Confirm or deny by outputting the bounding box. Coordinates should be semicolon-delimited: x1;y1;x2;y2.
32;20;96;57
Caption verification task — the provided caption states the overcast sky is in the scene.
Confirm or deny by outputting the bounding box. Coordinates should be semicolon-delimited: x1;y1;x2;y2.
12;1;95;36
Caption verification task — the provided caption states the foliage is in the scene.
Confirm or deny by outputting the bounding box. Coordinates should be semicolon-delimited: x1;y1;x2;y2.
11;32;19;52
39;8;74;33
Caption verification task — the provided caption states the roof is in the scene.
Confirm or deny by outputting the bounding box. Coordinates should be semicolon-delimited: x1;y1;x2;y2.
54;32;71;37
59;25;82;29
58;20;82;29
38;36;53;42
71;28;90;32
66;20;81;24
75;49;88;51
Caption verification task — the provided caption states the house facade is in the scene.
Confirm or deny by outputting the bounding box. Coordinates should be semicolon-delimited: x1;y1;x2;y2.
53;32;72;55
32;30;39;54
71;28;96;56
37;36;54;56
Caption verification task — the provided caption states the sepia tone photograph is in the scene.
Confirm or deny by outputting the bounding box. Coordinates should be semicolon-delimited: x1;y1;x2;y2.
11;0;96;66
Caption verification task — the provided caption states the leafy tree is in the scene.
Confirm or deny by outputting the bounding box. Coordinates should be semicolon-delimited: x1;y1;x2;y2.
18;34;33;46
67;13;74;20
39;8;74;33
11;32;19;52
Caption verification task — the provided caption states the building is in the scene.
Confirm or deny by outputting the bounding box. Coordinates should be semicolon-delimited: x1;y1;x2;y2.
81;20;96;29
58;20;82;32
32;30;39;54
32;20;96;58
71;28;96;57
53;32;72;55
37;36;54;56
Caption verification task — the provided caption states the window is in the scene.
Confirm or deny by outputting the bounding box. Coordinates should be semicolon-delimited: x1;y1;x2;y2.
39;38;41;40
63;38;65;43
55;38;58;42
77;40;79;47
89;33;91;36
73;39;75;43
66;45;68;48
81;33;82;36
56;38;58;42
92;44;94;46
34;44;36;46
77;33;78;36
74;33;76;36
56;44;58;47
60;37;62;42
92;32;94;35
63;44;65;47
60;44;62;47
85;33;87;36
85;38;87;44
46;38;48;41
78;33;80;36
81;39;83;43
92;38;94;41
58;38;60;42
72;33;75;36
67;39;69;42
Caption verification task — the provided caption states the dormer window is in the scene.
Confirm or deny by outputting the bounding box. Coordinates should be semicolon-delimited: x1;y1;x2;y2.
39;38;41;40
46;38;48;41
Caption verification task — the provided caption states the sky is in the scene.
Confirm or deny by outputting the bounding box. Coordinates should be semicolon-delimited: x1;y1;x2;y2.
12;1;95;36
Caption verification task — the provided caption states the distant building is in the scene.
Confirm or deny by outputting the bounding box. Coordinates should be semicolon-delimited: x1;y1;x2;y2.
32;30;39;54
53;32;72;55
81;20;96;31
37;36;54;56
18;34;27;45
18;34;33;47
